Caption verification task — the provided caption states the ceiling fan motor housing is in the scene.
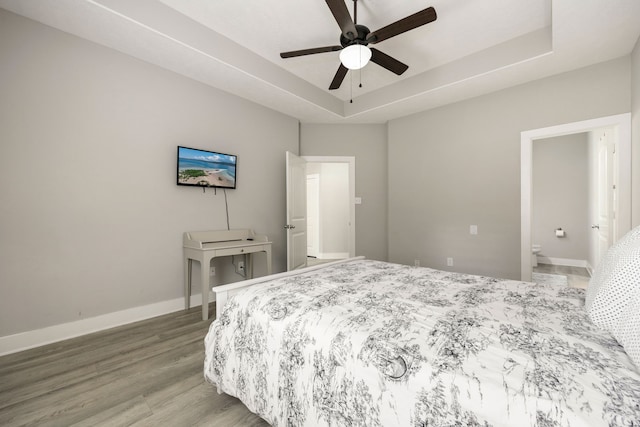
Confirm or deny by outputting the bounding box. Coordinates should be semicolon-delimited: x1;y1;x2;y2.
340;24;370;47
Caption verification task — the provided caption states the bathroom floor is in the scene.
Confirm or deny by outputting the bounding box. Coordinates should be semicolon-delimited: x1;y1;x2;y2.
533;263;591;289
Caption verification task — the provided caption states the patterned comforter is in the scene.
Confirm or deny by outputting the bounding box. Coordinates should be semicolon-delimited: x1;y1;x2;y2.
204;259;640;426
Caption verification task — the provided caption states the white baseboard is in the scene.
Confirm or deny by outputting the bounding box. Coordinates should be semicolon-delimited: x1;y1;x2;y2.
0;292;215;357
537;256;588;268
317;252;350;260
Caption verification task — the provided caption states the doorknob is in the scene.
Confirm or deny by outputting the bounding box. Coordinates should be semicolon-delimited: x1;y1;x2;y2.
591;224;600;229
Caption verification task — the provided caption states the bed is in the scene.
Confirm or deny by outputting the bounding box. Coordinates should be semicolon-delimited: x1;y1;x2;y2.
204;233;640;426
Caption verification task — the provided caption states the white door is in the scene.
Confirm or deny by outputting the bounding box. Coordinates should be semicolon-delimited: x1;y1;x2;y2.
594;134;614;263
286;152;308;271
306;174;320;258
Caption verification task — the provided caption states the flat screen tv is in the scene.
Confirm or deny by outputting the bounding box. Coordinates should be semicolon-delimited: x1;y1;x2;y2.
177;146;237;189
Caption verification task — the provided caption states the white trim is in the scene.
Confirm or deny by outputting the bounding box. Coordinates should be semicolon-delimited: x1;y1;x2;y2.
0;292;215;356
521;113;632;282
317;252;350;259
537;256;588;268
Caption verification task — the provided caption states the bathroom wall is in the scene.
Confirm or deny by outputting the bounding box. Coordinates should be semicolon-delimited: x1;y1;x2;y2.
532;133;589;264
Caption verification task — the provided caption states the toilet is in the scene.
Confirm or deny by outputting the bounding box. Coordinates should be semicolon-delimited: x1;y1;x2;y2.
532;244;542;267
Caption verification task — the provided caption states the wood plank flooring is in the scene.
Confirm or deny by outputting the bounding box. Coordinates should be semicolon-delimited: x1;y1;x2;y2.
533;263;591;289
0;305;269;426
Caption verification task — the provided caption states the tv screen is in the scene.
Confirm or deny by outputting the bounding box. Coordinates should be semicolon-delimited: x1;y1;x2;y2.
177;146;237;189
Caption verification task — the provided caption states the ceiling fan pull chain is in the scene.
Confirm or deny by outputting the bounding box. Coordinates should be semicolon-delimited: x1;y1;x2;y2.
350;71;353;103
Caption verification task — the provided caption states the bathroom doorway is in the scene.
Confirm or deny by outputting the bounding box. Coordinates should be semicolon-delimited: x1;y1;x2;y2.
531;132;600;288
520;113;631;282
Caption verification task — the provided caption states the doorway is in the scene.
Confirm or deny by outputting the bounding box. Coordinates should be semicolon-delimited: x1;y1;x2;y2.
531;132;605;288
286;154;356;271
520;113;631;282
304;157;355;262
306;163;351;261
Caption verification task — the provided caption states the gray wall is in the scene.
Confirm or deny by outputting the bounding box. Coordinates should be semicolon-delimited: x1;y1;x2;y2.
2;8;639;342
388;57;631;279
0;10;299;337
300;124;388;262
532;134;589;261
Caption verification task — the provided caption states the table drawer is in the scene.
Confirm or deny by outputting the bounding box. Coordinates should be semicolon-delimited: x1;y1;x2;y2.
215;245;267;257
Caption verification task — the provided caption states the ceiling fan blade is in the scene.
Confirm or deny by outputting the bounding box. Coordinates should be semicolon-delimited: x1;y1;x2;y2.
280;46;342;58
329;63;349;90
366;7;437;44
326;0;358;40
370;48;408;75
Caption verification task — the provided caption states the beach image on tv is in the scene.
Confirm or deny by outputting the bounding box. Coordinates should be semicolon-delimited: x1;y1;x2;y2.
178;147;236;188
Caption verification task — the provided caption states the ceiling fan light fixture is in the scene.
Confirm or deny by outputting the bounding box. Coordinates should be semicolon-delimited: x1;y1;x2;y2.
339;44;371;70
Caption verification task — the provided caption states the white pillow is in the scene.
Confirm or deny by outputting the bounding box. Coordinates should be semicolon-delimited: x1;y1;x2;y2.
585;225;640;333
615;286;640;369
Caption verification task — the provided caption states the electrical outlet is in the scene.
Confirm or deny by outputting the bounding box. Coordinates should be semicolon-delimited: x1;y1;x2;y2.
209;267;216;276
414;259;420;267
447;257;454;267
470;225;478;235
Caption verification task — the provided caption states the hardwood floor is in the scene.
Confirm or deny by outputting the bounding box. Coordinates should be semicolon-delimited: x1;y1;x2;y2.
533;263;591;289
0;305;269;427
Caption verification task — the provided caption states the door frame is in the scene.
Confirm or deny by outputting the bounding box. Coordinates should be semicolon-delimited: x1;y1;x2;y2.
520;113;631;281
303;156;356;258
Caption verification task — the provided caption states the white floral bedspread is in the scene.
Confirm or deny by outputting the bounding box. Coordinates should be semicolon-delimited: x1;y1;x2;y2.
204;259;640;426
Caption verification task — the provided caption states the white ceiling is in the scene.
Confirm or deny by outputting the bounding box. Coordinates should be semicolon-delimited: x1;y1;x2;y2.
1;0;639;123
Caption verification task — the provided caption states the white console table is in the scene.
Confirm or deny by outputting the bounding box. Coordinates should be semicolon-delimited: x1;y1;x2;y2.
183;229;272;320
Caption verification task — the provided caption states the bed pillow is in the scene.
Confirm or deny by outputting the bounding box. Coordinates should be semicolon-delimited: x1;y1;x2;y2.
615;286;640;369
585;225;640;333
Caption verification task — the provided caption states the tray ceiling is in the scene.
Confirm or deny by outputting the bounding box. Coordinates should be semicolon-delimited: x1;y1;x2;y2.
1;0;639;123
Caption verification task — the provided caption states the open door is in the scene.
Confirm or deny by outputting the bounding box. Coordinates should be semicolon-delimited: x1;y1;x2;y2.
285;152;307;271
593;132;614;264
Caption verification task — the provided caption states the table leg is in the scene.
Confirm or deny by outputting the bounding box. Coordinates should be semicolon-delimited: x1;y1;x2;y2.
201;259;210;320
246;253;253;279
184;258;192;310
265;248;272;275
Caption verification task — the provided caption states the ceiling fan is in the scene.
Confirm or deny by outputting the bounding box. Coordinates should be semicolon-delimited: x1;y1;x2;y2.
280;0;437;90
